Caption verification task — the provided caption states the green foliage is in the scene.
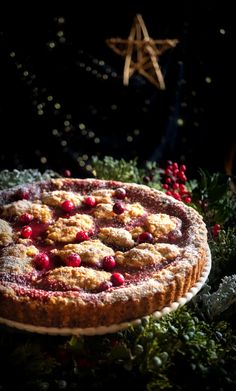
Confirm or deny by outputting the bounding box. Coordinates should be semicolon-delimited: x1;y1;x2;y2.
192;169;236;226
0;169;60;190
91;155;142;182
91;155;162;190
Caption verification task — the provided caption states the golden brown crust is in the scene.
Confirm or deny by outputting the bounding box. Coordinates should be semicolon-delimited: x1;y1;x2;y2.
0;178;209;329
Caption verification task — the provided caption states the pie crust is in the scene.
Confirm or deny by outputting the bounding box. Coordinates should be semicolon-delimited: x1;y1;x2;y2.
0;178;209;332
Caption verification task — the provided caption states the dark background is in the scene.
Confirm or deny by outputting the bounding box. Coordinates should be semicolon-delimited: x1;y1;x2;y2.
0;3;233;178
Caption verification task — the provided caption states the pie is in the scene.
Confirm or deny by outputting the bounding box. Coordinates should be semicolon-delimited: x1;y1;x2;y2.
0;178;208;330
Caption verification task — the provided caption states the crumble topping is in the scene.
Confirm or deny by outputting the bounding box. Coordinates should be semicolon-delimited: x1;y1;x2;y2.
98;227;135;249
1;244;39;259
46;214;94;243
41;266;111;291
1;200;53;223
145;213;179;238
42;190;83;207
91;189;114;204
52;240;115;266
93;202;145;223
0;218;13;246
115;243;181;268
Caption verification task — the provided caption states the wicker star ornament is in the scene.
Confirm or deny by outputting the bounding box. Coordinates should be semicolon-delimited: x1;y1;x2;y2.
106;14;179;89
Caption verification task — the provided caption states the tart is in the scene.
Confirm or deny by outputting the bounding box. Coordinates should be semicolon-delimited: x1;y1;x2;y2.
0;178;209;330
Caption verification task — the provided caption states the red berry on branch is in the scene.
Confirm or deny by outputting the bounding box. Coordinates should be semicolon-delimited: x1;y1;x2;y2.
213;224;221;237
21;226;33;239
172;162;179;170
172;183;179;190
61;200;75;212
184;197;192;204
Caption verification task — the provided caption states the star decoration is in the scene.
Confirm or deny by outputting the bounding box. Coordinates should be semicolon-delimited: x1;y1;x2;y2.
106;14;179;89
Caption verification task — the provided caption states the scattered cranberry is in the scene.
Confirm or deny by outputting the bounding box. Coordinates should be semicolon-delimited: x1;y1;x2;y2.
113;201;125;215
166;191;172;196
34;253;50;270
165;177;172;184
76;231;90;242
162;184;169;190
99;280;113;291
17;189;30;200
61;200;75;212
102;255;116;271
115;188;126;199
63;169;71;177
213;224;221;237
65;253;81;267
138;231;153;244
180;164;186;172
21;226;32;239
19;213;34;224
84;196;96;207
111;272;125;286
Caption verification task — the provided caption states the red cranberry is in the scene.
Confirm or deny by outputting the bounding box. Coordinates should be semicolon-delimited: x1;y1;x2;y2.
166;190;172;196
165;168;172;176
63;169;71;177
17;189;30;200
178;172;187;182
165;177;172;184
34;253;50;270
138;231;153;244
84;196;96;207
102;255;116;271
184;197;192;204
213;224;221;237
172;162;179;170
162;184;169;190
180;164;186;172
65;253;81;267
21;226;32;239
99;280;113;291
76;231;90;242
111;272;125;286
113;202;125;215
172;192;181;201
19;213;34;224
179;184;186;193
115;188;126;199
172;183;179;190
61;200;75;212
